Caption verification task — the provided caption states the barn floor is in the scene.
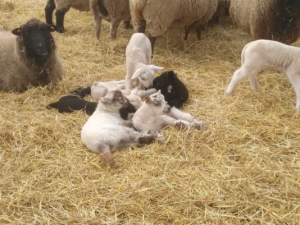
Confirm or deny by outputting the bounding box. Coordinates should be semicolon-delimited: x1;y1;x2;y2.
1;0;300;224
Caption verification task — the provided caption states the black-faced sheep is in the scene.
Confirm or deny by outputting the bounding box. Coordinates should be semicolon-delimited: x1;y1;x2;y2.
90;0;131;40
81;89;159;166
226;39;300;111
230;0;300;44
153;71;189;108
0;19;63;92
45;0;90;33
129;0;218;53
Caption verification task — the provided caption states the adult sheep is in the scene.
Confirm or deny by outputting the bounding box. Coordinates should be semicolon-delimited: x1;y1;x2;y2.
90;0;131;40
0;19;63;92
230;0;300;44
45;0;90;33
130;0;218;53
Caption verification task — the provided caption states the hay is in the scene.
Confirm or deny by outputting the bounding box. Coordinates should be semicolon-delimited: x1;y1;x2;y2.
1;0;300;224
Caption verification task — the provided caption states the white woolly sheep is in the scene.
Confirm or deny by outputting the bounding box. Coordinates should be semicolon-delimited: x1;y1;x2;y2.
230;0;300;44
225;39;300;110
45;0;90;33
0;19;63;92
81;89;160;166
90;0;131;40
132;90;202;134
125;33;164;90
130;0;218;53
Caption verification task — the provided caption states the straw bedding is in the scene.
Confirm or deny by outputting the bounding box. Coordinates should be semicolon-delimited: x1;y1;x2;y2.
1;0;300;224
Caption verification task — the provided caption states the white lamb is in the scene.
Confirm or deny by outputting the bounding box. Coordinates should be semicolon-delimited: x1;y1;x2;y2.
81;89;159;166
125;33;164;90
225;40;300;110
91;81;143;109
132;90;202;133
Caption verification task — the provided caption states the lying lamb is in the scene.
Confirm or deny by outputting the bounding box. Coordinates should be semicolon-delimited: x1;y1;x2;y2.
46;94;136;119
0;18;63;92
132;90;202;133
153;71;189;108
81;90;159;166
125;33;164;90
225;40;300;110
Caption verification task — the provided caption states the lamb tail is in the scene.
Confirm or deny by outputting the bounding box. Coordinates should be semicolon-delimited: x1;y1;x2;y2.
46;102;58;109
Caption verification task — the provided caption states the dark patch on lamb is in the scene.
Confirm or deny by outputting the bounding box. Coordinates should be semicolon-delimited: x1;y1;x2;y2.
153;71;189;108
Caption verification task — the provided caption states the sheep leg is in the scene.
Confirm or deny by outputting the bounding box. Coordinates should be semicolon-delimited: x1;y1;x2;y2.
94;16;102;40
149;36;157;57
196;24;203;40
45;0;56;25
287;72;300;110
124;21;132;29
110;19;122;40
225;67;248;94
168;107;202;129
97;142;115;166
184;26;191;40
160;115;190;128
136;19;146;33
55;7;70;33
125;77;132;90
248;72;259;91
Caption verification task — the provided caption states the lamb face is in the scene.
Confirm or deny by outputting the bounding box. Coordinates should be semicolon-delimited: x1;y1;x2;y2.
100;90;129;112
131;65;164;89
145;90;171;114
91;82;108;101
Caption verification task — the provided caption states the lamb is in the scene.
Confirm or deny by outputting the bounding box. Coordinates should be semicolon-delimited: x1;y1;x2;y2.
132;90;202;134
153;71;189;108
81;89;160;166
89;0;131;40
225;40;300;111
230;0;300;44
45;0;90;33
129;0;218;53
125;33;164;90
46;94;136;119
0;19;63;92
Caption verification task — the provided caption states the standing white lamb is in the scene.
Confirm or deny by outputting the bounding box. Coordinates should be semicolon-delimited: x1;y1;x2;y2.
125;33;164;90
90;0;131;40
225;40;300;111
81;89;159;166
129;0;218;53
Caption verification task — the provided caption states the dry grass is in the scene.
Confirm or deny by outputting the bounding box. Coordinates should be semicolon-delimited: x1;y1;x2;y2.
1;0;300;224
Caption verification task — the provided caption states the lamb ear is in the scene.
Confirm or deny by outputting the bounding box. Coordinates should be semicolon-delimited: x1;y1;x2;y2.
101;92;114;103
149;65;164;71
157;90;161;94
131;68;143;80
168;71;176;78
145;96;151;104
11;28;22;36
